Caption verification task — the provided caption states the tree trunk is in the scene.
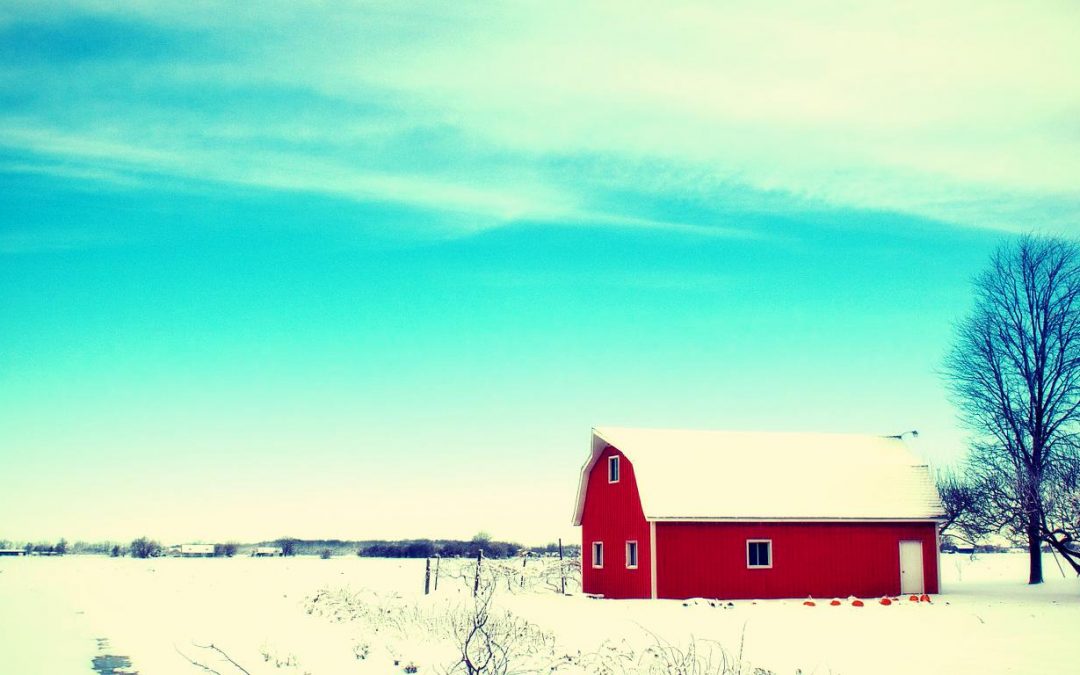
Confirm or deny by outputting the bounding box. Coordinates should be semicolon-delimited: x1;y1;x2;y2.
1027;518;1044;584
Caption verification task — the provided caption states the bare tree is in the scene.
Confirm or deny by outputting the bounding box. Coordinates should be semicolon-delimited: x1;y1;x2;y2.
130;536;162;559
1042;453;1080;568
935;469;994;547
945;235;1080;582
275;538;298;557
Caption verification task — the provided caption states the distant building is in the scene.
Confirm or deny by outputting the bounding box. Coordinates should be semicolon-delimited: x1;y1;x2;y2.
180;544;215;557
0;549;27;557
252;547;283;557
573;427;945;600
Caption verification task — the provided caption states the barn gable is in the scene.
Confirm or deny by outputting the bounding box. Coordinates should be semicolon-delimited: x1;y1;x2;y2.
573;427;944;525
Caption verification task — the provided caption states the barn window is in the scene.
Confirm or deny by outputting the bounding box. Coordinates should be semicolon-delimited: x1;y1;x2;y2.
626;541;638;569
747;540;772;569
592;541;604;568
608;456;620;483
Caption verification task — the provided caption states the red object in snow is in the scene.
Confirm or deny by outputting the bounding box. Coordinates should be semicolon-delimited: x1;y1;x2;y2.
909;594;919;602
879;597;892;605
829;599;841;606
920;594;931;603
577;440;942;600
851;599;865;607
803;599;816;606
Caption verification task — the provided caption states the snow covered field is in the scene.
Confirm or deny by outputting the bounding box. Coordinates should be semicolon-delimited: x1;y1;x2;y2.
0;552;1076;674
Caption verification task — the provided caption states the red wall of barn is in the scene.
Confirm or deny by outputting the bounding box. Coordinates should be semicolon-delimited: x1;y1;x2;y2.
655;521;939;600
580;446;652;599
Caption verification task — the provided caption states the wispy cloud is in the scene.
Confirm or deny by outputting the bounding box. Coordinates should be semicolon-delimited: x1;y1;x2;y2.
1;122;755;242
1;0;1078;241
353;1;1080;231
0;159;147;188
0;123;557;219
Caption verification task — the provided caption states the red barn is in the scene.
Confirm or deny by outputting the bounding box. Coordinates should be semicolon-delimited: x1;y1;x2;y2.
572;427;945;600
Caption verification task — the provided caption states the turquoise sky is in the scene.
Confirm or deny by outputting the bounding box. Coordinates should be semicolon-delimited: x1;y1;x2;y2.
2;2;1079;545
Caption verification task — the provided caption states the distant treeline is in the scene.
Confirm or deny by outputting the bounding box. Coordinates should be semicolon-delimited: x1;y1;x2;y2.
3;536;581;559
357;539;519;558
0;539;67;555
260;536;580;559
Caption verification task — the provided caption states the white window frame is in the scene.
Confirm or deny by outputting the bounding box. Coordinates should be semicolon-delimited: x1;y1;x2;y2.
592;541;604;568
746;539;772;569
625;540;638;569
608;455;620;483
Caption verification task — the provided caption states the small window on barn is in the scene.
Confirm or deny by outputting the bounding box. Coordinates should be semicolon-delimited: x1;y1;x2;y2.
747;540;772;569
608;456;620;483
626;541;638;569
592;541;604;568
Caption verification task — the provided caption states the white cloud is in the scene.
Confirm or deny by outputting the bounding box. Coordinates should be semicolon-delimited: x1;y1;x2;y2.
0;123;559;225
3;1;1078;234
338;1;1080;230
1;122;757;240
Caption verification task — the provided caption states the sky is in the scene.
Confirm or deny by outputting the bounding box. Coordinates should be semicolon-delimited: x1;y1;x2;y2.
1;1;1079;546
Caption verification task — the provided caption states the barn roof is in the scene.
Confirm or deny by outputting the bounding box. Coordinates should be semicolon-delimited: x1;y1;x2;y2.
571;427;945;525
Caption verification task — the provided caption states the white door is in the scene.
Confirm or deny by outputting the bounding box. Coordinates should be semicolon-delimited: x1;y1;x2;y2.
899;540;925;594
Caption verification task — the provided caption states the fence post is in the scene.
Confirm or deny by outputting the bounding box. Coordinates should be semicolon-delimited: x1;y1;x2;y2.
473;549;483;597
424;557;431;595
434;554;441;591
559;538;565;595
521;552;528;588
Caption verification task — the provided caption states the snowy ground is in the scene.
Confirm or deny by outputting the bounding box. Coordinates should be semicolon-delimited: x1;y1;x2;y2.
0;552;1076;674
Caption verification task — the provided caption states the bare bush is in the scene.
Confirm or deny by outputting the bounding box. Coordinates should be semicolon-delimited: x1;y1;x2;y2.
303;569;781;675
304;578;558;674
175;641;253;675
130;536;162;559
570;631;775;675
441;555;582;596
444;581;557;675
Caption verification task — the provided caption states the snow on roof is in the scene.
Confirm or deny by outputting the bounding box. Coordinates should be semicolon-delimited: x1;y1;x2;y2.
572;427;944;525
